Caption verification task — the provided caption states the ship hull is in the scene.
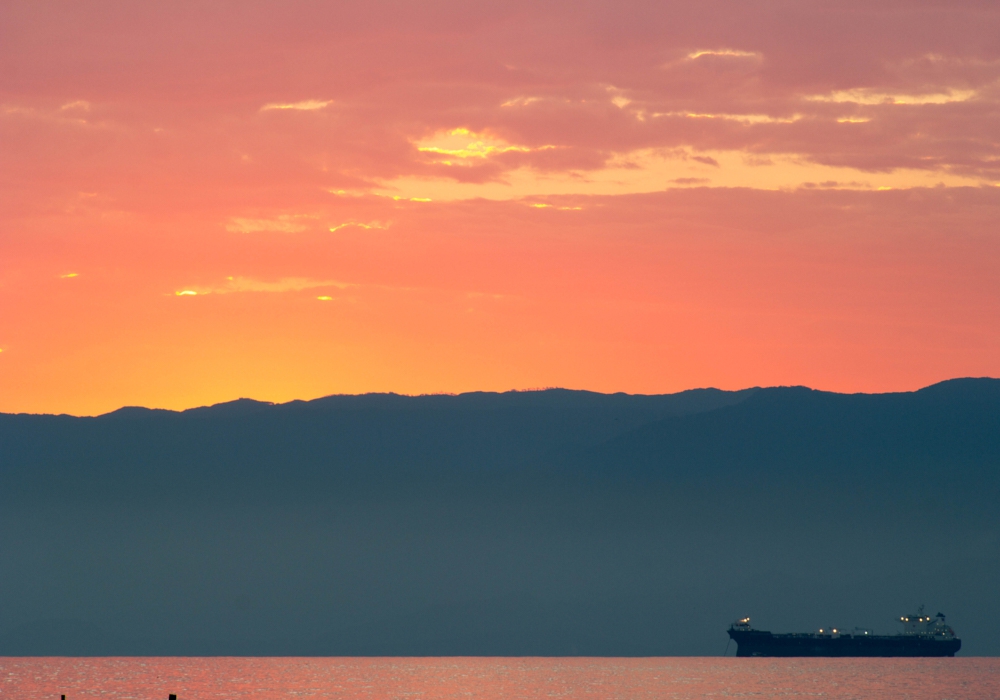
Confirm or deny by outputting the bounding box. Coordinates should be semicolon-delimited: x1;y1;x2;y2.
728;629;961;657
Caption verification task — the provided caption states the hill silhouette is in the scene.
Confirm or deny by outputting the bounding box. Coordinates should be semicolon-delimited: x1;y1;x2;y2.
1;380;997;655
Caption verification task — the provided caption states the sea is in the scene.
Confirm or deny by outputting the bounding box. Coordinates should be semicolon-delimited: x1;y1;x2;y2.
1;657;998;700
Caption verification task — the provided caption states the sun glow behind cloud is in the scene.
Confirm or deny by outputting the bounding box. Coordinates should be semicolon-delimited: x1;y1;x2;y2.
416;128;556;162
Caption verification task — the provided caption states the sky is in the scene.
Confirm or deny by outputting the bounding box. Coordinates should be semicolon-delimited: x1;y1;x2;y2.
2;0;999;415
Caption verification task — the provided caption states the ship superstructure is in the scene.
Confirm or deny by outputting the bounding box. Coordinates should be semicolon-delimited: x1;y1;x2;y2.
727;608;960;657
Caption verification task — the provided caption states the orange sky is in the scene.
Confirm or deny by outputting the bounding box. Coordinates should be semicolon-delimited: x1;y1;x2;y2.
2;0;999;415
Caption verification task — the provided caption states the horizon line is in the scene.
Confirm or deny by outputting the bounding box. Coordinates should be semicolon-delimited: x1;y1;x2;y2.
5;376;997;420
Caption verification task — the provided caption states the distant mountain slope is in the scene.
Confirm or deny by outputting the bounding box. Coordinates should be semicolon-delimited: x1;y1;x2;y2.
592;378;1000;484
0;387;755;499
0;381;997;656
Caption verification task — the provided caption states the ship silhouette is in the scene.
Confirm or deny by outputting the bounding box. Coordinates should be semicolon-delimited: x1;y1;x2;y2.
727;607;961;657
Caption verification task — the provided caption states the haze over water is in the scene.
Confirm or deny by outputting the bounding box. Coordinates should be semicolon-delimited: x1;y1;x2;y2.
3;658;998;700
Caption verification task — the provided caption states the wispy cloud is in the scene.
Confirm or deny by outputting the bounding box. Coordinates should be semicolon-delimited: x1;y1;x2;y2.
260;99;333;111
670;177;710;185
372;194;435;202
374;146;987;201
59;100;91;111
526;202;582;210
225;215;315;233
328;221;389;232
686;49;760;60
174;276;352;297
656;111;801;124
2;102;98;127
690;155;720;167
223;277;350;293
501;96;543;108
808;88;977;105
603;86;633;110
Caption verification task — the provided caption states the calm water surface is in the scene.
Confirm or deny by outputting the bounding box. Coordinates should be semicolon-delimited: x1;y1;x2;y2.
1;658;997;700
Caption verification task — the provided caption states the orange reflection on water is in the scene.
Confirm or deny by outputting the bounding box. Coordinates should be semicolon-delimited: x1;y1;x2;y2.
0;657;997;700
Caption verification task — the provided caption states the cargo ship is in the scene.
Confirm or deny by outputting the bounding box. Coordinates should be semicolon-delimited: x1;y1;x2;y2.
727;608;961;657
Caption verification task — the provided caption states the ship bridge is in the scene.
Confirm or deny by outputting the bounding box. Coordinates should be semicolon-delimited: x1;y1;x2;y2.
900;607;956;638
